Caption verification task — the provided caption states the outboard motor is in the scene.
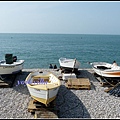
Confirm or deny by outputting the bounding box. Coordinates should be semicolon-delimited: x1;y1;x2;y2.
13;56;17;62
5;54;13;64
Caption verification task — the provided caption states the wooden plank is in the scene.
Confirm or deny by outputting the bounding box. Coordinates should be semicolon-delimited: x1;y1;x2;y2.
28;100;42;112
34;110;58;118
0;82;10;87
28;99;58;118
66;78;91;90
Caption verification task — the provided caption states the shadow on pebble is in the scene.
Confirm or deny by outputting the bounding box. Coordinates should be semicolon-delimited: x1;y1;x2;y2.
76;70;96;91
55;85;91;118
76;70;96;81
12;71;31;95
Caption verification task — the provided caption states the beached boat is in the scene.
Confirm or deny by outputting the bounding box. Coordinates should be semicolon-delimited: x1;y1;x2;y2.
90;62;120;78
59;58;80;71
0;54;24;75
25;71;61;106
0;59;24;75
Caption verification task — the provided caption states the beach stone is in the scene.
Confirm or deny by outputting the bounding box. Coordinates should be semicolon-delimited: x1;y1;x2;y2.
0;69;120;118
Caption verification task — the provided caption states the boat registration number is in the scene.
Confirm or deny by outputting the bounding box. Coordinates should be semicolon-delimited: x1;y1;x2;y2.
3;66;14;68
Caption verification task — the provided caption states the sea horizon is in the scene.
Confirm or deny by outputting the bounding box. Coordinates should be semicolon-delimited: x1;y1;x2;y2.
0;32;120;36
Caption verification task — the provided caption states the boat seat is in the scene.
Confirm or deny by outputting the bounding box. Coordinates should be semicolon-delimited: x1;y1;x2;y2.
33;76;50;83
29;83;59;90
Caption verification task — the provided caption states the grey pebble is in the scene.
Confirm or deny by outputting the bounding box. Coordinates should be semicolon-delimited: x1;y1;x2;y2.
0;69;120;118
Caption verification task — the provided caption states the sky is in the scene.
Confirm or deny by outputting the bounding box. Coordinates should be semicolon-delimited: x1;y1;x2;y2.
0;1;120;35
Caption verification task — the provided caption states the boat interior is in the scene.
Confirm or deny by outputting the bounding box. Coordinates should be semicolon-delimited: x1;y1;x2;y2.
96;66;111;70
32;75;50;84
26;75;59;90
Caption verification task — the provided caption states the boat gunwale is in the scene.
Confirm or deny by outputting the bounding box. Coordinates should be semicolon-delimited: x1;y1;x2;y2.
25;72;61;90
0;60;24;67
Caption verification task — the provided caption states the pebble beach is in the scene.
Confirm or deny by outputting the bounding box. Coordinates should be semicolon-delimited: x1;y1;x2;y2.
0;68;120;119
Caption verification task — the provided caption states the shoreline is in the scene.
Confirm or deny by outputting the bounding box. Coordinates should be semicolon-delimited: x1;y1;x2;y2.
22;68;94;73
0;68;119;118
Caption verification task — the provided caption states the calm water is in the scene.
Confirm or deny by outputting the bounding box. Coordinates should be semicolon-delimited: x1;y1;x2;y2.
0;33;120;69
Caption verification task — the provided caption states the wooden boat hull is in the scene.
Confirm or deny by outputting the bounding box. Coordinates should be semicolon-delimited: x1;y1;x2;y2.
25;71;61;106
91;62;120;78
93;67;120;77
27;86;59;105
0;60;24;75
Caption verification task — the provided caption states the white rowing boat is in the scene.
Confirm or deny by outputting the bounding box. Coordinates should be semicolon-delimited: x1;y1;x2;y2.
25;71;61;106
59;58;80;70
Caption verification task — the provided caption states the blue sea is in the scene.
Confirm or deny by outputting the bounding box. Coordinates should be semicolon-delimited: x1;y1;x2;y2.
0;33;120;69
